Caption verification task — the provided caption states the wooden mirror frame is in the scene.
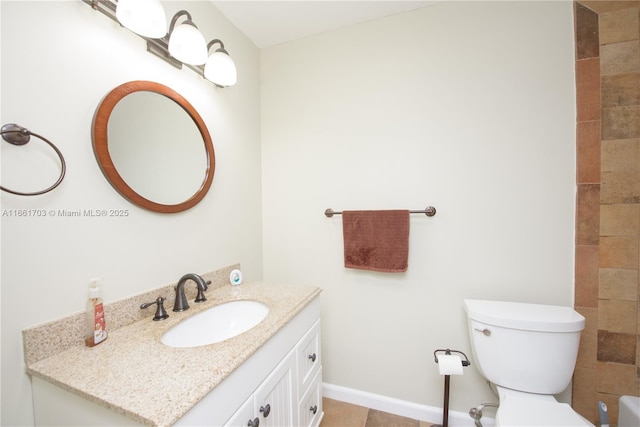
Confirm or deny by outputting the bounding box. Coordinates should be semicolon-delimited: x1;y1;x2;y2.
92;81;215;213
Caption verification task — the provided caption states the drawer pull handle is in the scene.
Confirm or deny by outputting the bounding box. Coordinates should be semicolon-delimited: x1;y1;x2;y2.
247;418;259;427
308;353;317;362
260;404;271;418
310;405;318;415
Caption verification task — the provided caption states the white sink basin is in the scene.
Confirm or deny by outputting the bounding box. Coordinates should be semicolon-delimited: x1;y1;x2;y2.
161;300;269;348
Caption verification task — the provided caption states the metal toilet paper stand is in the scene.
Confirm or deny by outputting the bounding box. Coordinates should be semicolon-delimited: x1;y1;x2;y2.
433;349;471;427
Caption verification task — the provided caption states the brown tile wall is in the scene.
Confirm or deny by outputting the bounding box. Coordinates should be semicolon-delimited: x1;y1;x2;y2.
574;2;640;425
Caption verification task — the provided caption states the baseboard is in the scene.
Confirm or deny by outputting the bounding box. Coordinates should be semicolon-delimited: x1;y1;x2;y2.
322;383;496;427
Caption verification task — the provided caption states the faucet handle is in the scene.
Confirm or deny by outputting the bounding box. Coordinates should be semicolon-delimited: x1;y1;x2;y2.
194;280;212;303
140;297;169;321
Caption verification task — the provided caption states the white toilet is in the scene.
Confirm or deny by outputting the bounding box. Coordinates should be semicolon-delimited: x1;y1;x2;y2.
464;299;594;427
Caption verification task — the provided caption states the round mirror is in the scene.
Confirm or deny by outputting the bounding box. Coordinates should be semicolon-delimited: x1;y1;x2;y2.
92;81;215;213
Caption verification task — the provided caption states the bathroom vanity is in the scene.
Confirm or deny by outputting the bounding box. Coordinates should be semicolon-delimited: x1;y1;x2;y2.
25;278;322;426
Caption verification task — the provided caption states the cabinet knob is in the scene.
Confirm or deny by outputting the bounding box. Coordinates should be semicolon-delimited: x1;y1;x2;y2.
310;405;318;415
260;404;271;418
247;417;259;427
308;353;317;362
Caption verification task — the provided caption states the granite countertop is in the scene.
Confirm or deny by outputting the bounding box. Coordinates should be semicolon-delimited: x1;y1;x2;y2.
25;281;321;427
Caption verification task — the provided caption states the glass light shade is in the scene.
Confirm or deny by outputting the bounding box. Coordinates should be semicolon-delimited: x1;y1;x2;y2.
116;0;167;39
204;51;238;87
168;24;208;65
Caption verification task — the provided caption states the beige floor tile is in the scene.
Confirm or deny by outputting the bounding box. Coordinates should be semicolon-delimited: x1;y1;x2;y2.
321;398;368;427
320;398;434;427
365;409;420;427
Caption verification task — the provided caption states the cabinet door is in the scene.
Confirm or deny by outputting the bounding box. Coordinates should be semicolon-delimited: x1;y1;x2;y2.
254;351;296;427
297;319;321;393
225;394;258;427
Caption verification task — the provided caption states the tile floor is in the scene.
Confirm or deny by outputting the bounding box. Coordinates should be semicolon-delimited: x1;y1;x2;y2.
320;398;434;427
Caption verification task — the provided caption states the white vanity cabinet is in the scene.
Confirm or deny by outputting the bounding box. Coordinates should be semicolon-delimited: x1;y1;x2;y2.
31;294;322;427
225;319;323;427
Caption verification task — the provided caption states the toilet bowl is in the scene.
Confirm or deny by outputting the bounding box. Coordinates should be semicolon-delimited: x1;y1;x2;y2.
495;387;592;426
464;299;594;427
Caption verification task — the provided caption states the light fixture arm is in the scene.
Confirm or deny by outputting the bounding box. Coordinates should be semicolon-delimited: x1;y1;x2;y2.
168;10;197;34
207;39;228;54
81;0;234;87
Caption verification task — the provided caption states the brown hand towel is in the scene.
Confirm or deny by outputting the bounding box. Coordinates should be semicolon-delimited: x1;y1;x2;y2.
342;210;410;273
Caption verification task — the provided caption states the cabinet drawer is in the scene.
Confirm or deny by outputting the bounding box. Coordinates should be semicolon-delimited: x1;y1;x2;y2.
297;319;321;392
298;368;323;427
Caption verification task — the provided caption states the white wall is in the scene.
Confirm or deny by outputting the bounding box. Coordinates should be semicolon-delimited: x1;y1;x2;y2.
2;1;578;424
261;0;576;415
0;1;261;425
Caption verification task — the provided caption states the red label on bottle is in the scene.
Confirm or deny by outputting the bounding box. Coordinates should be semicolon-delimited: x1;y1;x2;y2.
93;302;107;344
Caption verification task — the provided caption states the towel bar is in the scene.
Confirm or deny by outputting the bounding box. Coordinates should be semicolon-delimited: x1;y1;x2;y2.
324;206;436;218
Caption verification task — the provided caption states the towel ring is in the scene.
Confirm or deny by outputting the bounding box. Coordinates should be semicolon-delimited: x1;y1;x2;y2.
1;123;67;196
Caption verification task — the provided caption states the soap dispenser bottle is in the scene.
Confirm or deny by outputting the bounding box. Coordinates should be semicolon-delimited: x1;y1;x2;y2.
85;278;107;347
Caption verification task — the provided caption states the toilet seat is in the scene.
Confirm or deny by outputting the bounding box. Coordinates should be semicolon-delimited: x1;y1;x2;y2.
496;391;593;427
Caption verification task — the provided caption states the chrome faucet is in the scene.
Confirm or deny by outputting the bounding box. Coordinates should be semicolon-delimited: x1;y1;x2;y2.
173;273;209;312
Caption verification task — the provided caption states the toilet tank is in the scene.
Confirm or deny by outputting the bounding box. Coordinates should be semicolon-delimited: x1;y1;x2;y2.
464;299;585;395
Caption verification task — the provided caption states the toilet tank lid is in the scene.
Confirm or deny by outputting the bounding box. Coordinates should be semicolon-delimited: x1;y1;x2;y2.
464;299;585;332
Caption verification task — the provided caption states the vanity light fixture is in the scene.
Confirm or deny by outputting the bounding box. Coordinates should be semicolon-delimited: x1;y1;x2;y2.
82;0;237;87
167;10;208;66
204;40;238;87
115;0;166;38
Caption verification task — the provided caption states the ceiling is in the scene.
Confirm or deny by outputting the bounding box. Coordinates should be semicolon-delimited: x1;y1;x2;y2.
211;1;441;48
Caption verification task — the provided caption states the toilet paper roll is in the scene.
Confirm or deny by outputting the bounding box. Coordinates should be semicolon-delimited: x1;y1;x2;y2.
438;354;463;375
